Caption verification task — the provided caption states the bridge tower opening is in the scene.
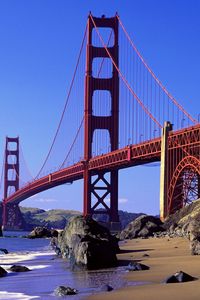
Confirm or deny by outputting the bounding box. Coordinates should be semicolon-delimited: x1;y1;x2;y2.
83;14;120;230
3;137;24;230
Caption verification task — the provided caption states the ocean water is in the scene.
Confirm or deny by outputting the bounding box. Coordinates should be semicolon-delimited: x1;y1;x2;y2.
0;231;138;300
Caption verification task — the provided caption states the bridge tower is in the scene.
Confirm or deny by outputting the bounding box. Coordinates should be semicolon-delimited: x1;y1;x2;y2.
83;14;120;230
3;137;24;230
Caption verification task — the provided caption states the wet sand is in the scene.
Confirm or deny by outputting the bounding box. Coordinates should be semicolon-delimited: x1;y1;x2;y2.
88;236;200;300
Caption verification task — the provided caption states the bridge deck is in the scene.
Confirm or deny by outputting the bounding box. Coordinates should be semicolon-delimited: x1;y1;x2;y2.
4;124;200;204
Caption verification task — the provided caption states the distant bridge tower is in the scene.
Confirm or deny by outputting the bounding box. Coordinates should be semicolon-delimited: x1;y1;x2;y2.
3;137;24;230
83;14;120;230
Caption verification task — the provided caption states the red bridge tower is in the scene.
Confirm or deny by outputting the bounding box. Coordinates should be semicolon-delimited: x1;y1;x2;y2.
3;137;24;230
83;14;120;229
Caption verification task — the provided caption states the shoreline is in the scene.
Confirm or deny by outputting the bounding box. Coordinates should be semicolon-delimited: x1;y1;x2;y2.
88;236;200;300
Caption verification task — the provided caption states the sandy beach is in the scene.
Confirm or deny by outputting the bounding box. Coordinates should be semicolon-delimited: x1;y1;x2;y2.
88;236;200;300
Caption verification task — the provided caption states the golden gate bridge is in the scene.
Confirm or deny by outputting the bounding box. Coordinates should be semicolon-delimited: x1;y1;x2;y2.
0;14;199;230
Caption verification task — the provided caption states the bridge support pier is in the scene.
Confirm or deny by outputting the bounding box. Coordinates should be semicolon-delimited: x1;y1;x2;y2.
159;121;173;221
2;202;24;231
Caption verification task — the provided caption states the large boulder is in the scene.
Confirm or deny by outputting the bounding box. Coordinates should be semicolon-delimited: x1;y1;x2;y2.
58;215;118;270
119;215;164;240
9;265;30;272
28;227;58;238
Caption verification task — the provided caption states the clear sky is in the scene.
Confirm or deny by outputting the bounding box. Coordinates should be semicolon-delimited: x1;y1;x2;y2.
0;0;199;214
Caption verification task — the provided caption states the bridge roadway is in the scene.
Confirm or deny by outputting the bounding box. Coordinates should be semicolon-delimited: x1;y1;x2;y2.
4;124;200;205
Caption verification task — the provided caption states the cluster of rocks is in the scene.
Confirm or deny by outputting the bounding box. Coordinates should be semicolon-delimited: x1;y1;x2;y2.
57;215;119;270
119;215;164;240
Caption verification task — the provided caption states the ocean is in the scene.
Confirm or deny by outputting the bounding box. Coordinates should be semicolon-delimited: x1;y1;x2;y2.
0;231;134;300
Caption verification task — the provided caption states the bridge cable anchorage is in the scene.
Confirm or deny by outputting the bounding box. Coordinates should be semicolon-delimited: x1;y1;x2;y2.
90;14;162;130
117;15;198;125
35;24;88;179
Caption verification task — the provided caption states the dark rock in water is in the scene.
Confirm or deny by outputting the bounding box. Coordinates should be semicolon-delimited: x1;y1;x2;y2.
0;266;7;277
120;215;164;240
0;248;8;254
164;271;196;283
142;253;150;257
9;265;30;272
126;262;150;271
58;215;118;270
28;227;58;238
54;286;78;296
100;284;113;292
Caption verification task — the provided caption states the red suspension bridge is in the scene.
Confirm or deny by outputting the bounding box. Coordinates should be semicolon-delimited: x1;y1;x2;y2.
1;14;200;230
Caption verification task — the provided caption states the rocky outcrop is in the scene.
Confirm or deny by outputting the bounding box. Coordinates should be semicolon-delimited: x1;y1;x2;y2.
163;199;200;232
28;227;58;239
163;199;200;254
58;215;118;270
119;215;164;240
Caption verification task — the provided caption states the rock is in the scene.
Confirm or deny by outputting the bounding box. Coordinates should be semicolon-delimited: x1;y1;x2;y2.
120;215;164;240
142;253;149;257
28;227;58;238
54;286;78;296
164;271;196;283
126;262;150;271
58;215;118;270
0;248;8;254
0;266;7;277
9;265;30;272
175;271;196;282
100;284;113;292
163;275;179;283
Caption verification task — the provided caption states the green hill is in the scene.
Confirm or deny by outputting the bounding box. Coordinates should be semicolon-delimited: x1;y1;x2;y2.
20;206;81;230
20;206;143;230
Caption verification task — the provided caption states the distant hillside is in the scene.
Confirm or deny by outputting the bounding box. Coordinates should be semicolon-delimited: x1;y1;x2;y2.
19;206;144;230
20;206;81;230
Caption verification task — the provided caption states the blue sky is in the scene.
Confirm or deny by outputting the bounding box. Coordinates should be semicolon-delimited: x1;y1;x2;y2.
0;0;199;214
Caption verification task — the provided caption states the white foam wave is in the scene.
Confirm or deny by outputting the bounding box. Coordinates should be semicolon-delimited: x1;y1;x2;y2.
0;291;39;300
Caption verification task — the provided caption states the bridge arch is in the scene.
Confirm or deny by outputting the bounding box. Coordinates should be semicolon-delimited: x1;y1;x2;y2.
168;155;200;215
